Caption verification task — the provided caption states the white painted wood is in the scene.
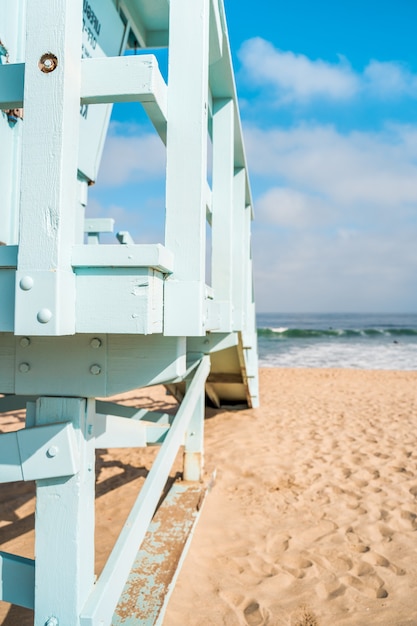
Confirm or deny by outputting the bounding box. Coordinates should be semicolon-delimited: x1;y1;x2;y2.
164;0;210;336
75;268;164;334
0;0;25;246
84;218;115;235
15;0;82;336
34;397;95;626
231;167;247;331
72;243;173;272
209;0;223;65
106;335;187;394
12;333;187;397
80;356;209;626
79;0;126;183
94;414;169;448
183;373;205;481
81;55;167;142
211;98;234;331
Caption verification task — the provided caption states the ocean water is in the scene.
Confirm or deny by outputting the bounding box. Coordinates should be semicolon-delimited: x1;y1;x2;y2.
257;313;417;370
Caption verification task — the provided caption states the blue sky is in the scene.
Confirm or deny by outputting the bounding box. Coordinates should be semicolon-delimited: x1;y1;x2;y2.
89;0;417;313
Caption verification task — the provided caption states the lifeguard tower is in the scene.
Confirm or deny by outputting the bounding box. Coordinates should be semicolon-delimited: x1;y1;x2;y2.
0;0;258;623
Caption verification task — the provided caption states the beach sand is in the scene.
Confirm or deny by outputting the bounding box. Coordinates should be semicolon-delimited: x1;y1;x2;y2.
1;368;417;625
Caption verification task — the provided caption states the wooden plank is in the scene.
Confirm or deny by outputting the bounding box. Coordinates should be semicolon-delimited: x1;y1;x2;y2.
0;0;25;246
14;0;82;336
112;480;210;625
80;357;209;626
231;168;248;331
80;55;168;142
72;243;173;273
207;372;243;384
34;397;96;626
211;97;234;330
164;0;210;336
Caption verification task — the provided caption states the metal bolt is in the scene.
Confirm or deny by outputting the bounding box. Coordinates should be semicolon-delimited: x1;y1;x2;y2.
18;362;30;373
39;53;58;73
90;364;101;375
19;276;33;291
20;337;31;348
47;446;59;458
90;337;102;349
37;308;52;324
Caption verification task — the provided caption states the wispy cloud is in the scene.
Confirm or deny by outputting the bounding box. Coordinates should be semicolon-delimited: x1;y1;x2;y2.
247;121;417;310
238;37;417;105
246;123;417;212
238;38;358;102
97;123;166;186
364;60;417;98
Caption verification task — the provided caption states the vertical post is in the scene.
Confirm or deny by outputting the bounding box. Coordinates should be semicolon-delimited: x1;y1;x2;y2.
0;0;26;245
232;167;248;331
183;365;206;482
211;98;234;331
34;397;95;626
15;0;82;336
164;0;210;337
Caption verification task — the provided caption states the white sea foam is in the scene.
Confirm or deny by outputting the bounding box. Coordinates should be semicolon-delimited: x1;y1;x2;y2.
258;340;417;370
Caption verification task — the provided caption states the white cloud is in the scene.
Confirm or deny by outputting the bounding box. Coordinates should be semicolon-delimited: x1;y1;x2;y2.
246;123;417;212
253;226;417;312
97;123;166;186
256;187;330;228
238;38;417;105
247;122;417;311
238;38;359;103
364;60;417;98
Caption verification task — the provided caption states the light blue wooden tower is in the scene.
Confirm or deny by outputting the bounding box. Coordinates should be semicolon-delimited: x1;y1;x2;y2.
0;0;258;623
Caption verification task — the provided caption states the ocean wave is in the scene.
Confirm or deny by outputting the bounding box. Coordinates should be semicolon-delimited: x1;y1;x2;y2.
257;327;417;339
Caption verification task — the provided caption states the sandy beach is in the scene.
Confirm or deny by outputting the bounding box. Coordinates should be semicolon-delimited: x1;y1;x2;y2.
1;368;417;625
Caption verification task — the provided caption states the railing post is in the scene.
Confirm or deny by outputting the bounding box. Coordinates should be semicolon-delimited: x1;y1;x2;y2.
34;397;95;626
164;0;210;336
15;0;82;336
211;98;235;331
183;361;208;482
0;0;26;245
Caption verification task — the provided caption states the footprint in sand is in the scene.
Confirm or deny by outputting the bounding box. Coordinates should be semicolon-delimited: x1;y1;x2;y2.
265;532;291;559
316;578;346;600
297;519;337;544
391;509;417;531
367;552;406;576
352;561;371;575
369;522;394;543
345;528;370;553
280;554;313;579
243;601;268;626
330;554;353;573
342;573;388;599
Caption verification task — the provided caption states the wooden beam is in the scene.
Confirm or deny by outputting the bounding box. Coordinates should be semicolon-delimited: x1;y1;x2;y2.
164;0;210;336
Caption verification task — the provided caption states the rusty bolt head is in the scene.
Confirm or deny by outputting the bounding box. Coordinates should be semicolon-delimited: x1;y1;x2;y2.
38;53;58;73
